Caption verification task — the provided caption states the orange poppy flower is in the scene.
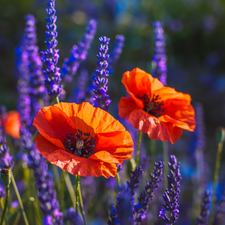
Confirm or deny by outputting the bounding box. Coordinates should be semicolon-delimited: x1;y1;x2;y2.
0;111;21;138
33;102;133;178
118;68;196;144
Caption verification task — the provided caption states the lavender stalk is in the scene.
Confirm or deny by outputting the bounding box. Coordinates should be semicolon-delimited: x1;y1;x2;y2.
159;155;181;225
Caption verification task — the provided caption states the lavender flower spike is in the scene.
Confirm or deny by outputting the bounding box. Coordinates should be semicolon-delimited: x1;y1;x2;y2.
134;161;165;224
69;69;89;104
23;15;46;118
159;155;181;224
0;106;14;170
127;166;143;202
41;0;62;98
213;186;225;225
20;125;63;224
62;19;97;83
108;35;125;74
151;21;167;86
196;190;211;225
92;36;111;111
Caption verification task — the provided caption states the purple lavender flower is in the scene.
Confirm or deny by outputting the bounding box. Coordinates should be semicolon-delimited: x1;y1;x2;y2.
116;187;134;225
0;106;14;170
152;21;167;86
196;190;211;225
0;107;8;157
213;186;225;225
108;186;134;225
23;15;46;114
134;161;165;224
16;49;32;126
62;19;97;83
69;69;89;104
41;0;62;98
20;125;62;224
108;35;125;74
127;166;143;202
159;155;181;224
92;36;111;111
195;103;206;150
64;208;83;225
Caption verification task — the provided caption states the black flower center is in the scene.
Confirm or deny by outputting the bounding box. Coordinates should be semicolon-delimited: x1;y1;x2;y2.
63;129;96;158
138;94;164;117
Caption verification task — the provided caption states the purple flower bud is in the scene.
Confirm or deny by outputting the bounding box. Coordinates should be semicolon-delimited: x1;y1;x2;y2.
42;0;62;98
91;36;111;111
152;21;167;86
159;155;181;224
62;19;97;83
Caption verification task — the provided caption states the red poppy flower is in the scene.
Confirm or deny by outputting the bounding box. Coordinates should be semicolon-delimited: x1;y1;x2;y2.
118;68;196;144
33;102;133;178
0;111;21;139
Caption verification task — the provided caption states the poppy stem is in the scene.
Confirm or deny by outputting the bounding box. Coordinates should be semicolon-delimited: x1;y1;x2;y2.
116;173;121;186
56;96;60;104
135;130;142;165
11;171;29;225
64;172;76;208
0;180;9;225
52;165;60;192
75;175;86;225
209;139;224;224
75;175;79;212
163;141;168;189
60;170;65;212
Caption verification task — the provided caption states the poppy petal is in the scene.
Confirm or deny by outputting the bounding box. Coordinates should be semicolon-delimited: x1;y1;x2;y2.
89;151;120;164
3;111;21;139
33;106;77;149
35;134;117;178
122;68;163;108
95;131;133;163
55;102;126;134
118;97;183;143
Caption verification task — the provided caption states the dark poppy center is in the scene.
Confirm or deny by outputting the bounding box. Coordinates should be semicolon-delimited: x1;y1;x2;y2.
138;94;164;117
63;129;96;158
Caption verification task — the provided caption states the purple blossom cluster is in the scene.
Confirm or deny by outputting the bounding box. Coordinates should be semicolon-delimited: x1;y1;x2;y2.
92;36;111;111
62;19;97;83
152;21;167;86
41;0;62;98
159;155;181;224
69;69;89;104
134;161;165;224
195;190;211;225
0;106;14;170
108;35;125;74
16;43;31;126
20;126;62;224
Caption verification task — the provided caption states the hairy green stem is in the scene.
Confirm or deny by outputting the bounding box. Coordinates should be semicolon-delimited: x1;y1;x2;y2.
209;141;223;224
64;172;76;208
0;184;9;225
76;175;86;225
53;165;60;192
11;171;29;225
163;142;169;189
75;175;79;212
116;173;121;186
60;170;65;212
135;130;142;166
56;96;60;104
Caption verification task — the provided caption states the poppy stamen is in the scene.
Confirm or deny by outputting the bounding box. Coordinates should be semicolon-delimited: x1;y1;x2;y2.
138;94;165;117
63;129;96;158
